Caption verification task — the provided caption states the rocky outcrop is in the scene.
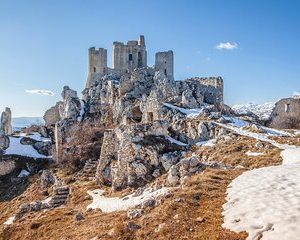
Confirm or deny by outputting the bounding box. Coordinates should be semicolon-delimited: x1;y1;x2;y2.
1;107;12;135
96;121;186;191
40;170;56;189
0;132;9;153
59;86;82;121
166;156;206;186
43;102;62;127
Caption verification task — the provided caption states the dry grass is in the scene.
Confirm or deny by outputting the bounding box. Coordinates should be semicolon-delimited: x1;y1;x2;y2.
0;168;247;240
193;136;282;169
0;133;286;240
269;136;300;147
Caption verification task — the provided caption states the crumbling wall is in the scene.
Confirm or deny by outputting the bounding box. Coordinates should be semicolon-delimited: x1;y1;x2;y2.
155;51;174;80
269;97;300;129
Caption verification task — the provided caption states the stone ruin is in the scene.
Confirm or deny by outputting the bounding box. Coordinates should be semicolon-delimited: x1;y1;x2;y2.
44;35;226;190
269;97;300;129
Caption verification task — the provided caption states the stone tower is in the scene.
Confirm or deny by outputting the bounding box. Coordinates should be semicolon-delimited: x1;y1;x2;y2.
113;35;147;72
155;50;174;80
86;47;107;88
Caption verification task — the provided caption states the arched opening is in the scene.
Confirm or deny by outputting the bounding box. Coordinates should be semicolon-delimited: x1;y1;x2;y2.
164;69;167;76
132;106;142;122
129;53;133;61
93;67;96;73
285;103;291;113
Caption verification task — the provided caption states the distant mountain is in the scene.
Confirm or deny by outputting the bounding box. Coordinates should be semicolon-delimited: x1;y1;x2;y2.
12;117;44;130
232;102;275;121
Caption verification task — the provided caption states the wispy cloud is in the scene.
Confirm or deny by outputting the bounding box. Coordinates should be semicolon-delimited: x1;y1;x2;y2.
25;89;55;96
216;42;238;50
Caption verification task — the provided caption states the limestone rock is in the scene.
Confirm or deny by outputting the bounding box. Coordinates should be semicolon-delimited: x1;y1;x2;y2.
40;170;56;189
43;102;62;127
127;209;144;219
0;132;9;151
1;107;12;135
59;86;82;121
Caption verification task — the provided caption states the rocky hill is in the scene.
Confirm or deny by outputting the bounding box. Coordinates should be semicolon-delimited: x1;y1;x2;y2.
1;36;300;240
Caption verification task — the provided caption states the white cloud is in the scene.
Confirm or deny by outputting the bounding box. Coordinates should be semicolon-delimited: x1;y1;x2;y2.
293;91;300;97
25;89;55;96
216;42;238;50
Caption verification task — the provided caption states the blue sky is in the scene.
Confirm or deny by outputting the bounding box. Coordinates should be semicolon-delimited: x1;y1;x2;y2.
0;0;299;117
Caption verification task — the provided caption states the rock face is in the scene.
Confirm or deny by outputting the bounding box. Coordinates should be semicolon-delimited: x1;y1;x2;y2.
96;121;186;191
59;86;82;121
269;97;300;129
40;170;56;189
43;102;62;127
0;132;9;153
1;107;12;135
82;67;223;125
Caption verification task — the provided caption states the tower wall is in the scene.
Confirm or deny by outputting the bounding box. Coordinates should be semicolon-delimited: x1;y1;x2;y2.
86;47;107;88
113;35;147;72
155;50;174;80
88;47;107;74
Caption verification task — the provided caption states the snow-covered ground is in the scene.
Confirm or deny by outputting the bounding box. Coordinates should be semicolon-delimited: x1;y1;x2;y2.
17;132;51;142
196;139;216;147
87;187;170;213
165;136;188;146
232;102;275;121
4;136;50;159
220;119;300;240
163;103;205;118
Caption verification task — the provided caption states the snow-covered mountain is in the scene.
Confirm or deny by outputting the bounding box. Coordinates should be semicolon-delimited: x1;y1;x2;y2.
12;117;44;131
232;102;275;121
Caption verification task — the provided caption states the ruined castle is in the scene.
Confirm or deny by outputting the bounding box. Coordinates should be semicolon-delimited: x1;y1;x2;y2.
86;35;174;88
83;35;223;123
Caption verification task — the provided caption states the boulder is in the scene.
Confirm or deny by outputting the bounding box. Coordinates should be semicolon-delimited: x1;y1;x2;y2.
40;170;56;189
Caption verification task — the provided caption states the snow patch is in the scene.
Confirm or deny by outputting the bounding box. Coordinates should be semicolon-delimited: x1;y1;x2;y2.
223;116;249;128
87;187;170;213
26;132;51;142
165;136;188;146
77;100;85;122
163;103;204;118
221;120;300;239
4;136;50;159
196;139;216;147
18;169;30;178
4;216;15;225
245;151;264;156
223;164;300;240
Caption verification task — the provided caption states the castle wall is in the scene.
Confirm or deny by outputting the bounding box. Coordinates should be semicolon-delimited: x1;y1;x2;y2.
88;47;107;74
155;51;174;80
113;35;147;72
86;47;107;88
188;77;223;104
96;130;116;185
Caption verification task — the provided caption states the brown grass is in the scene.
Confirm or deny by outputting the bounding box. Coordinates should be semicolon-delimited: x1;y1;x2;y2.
0;169;247;240
269;136;300;147
0;133;286;240
193;136;282;169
